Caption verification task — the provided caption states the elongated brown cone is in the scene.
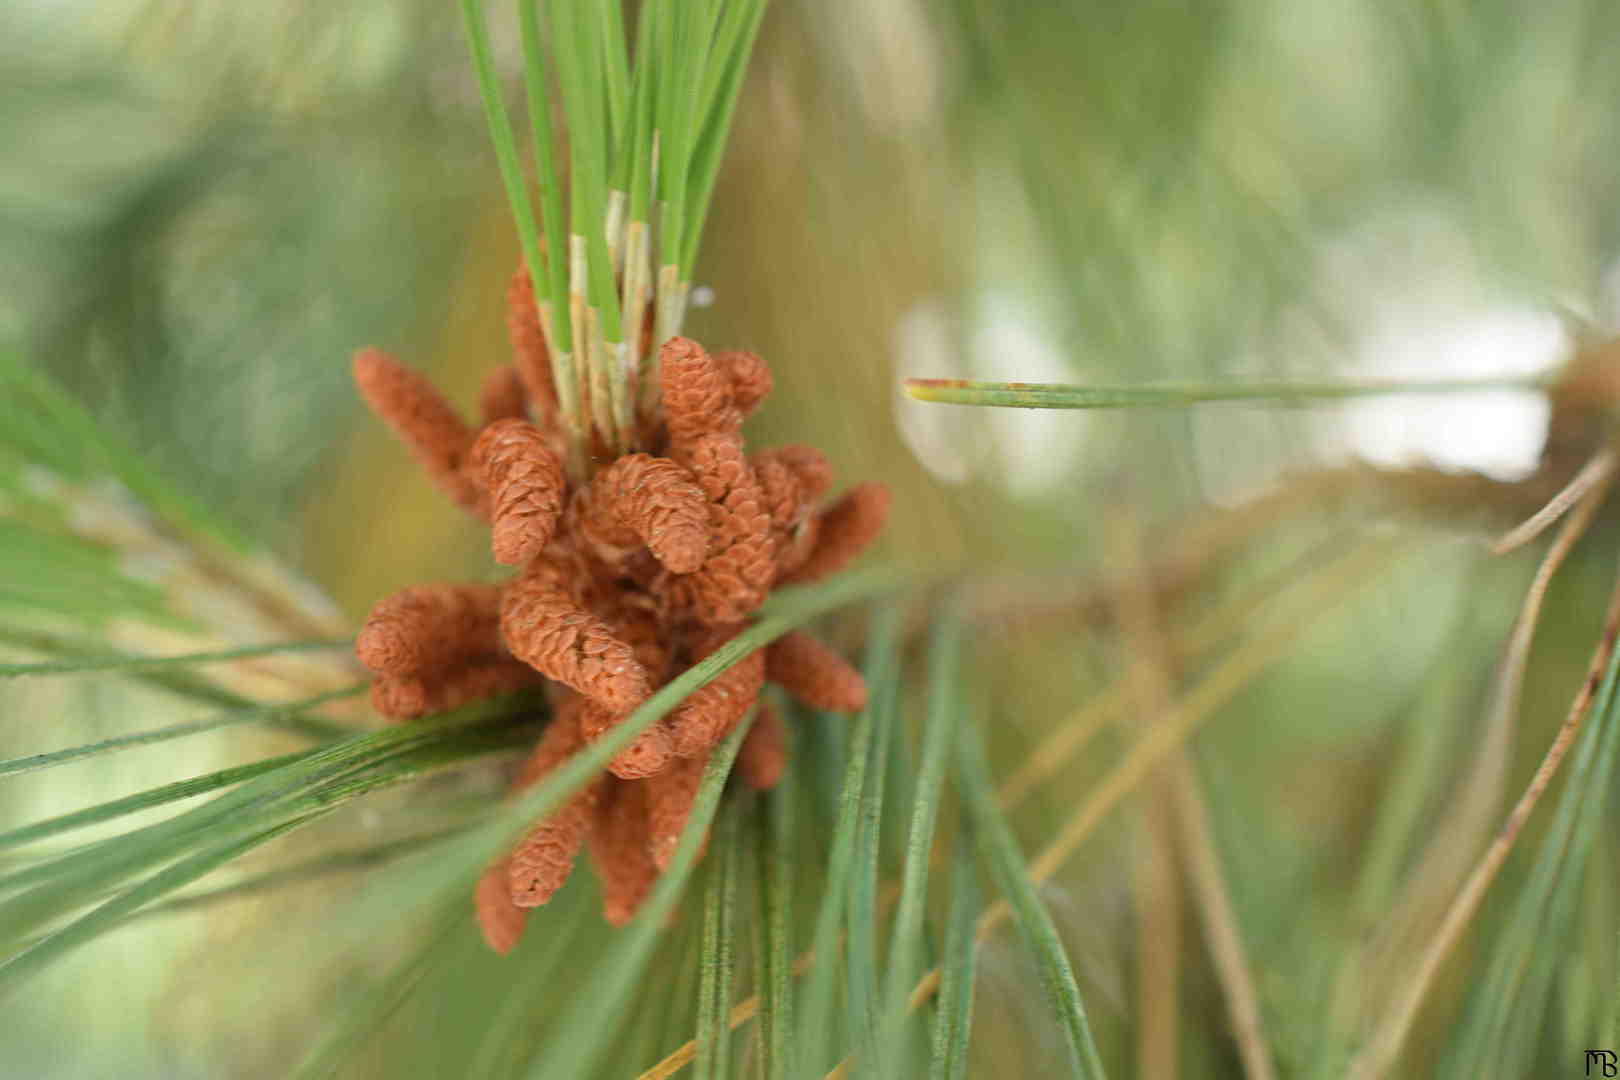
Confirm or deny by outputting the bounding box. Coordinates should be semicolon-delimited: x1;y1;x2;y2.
752;457;804;532
368;656;547;720
501;573;653;711
478;699;592;953
765;630;868;713
508;717;604;908
774;516;820;581
719;349;772;417
768;444;833;503
479;364;530;425
597;590;671;682
352;348;482;512
577;454;709;574
752;446;835;579
506;264;558;418
577;695;675;780
660;336;739;445
737;703;787;791
668;625;766;758
665;433;775;625
587;780;660;926
779;483;891;585
645;754;707;871
474;420;567;566
751;447;826;581
355;583;503;677
475;856;529;955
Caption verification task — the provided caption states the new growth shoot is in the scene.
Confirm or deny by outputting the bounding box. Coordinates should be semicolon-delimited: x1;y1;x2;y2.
460;0;769;477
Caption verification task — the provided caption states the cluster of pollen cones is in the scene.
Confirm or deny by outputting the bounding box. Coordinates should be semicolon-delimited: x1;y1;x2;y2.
350;268;890;953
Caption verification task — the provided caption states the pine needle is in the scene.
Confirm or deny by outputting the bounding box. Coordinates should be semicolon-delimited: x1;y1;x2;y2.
878;600;963;1074
0;684;362;778
957;713;1107;1078
930;841;979;1080
1348;507;1620;1080
846;635;898;1068
903;374;1554;410
0;751;312;852
793;606;900;1076
696;797;744;1080
1490;448;1618;556
0;637;351;678
757;712;795;1080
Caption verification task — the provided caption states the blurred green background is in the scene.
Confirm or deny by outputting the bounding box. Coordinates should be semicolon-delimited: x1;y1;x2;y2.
7;0;1620;1076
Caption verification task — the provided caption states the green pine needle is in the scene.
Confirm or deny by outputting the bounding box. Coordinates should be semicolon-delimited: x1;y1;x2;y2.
0;751;314;852
793;608;893;1076
0;683;362;778
903;374;1556;410
0;637;351;678
696;796;743;1080
879;601;963;1072
931;840;980;1080
957;718;1108;1078
759;712;796;1080
846;615;901;1070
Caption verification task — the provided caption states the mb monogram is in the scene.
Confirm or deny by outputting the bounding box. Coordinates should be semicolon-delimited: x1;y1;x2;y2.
1590;1050;1619;1076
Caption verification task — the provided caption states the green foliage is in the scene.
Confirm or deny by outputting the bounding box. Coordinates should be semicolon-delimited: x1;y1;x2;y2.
460;0;768;457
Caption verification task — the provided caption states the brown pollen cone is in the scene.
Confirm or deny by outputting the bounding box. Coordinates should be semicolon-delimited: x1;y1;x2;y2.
645;754;707;871
508;715;605;908
597;590;671;682
587;780;660;926
773;521;820;581
668;625;766;758
355;583;503;677
660;336;739;445
577;454;710;574
754;446;832;573
474;420;567;565
368;656;547;720
718;349;773;418
479;364;530;425
751;449;822;582
577;695;676;780
505;264;559;419
475;856;529;955
666;433;775;625
501;574;653;712
352;321;886;946
752;457;804;531
765;630;868;713
737;702;787;791
769;444;833;503
352;348;482;512
779;483;892;585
